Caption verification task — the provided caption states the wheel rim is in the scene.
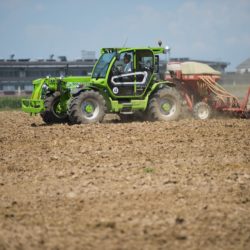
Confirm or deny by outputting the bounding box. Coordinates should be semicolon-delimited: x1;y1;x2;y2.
197;106;210;119
81;99;99;120
85;104;94;114
159;98;176;117
52;100;67;119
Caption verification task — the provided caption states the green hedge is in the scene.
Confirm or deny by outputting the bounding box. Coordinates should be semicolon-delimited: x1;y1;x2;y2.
0;96;23;110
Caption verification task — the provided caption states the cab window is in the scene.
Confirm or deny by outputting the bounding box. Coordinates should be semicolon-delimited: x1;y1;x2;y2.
112;51;134;75
136;50;154;72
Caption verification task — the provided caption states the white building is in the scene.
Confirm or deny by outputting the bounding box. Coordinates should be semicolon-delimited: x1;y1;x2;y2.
236;58;250;73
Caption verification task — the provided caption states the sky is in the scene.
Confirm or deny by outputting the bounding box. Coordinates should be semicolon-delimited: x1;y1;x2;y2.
0;0;250;71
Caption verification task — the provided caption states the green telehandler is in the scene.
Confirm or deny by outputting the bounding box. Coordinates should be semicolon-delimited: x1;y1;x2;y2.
22;44;181;124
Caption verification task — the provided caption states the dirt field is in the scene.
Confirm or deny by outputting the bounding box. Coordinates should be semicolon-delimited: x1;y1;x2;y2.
0;111;249;250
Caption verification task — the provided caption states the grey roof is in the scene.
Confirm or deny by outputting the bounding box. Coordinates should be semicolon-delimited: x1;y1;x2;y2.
236;58;250;70
0;60;96;69
170;57;229;66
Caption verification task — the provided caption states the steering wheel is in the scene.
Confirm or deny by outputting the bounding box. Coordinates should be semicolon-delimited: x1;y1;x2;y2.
112;65;121;75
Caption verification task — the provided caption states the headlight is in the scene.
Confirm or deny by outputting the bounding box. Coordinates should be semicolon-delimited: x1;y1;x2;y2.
41;84;48;97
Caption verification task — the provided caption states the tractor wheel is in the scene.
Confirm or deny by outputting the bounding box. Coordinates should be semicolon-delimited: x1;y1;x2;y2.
147;87;181;121
69;90;106;124
193;102;212;120
40;91;68;124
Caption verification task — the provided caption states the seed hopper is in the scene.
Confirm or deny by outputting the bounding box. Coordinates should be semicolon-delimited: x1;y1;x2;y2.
165;61;250;119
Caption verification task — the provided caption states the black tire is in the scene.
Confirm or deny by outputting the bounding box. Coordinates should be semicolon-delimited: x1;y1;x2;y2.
69;90;106;124
40;92;68;124
147;87;181;121
193;102;212;120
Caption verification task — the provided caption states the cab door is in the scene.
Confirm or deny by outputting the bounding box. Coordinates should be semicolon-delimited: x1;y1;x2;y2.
134;50;154;96
108;50;154;97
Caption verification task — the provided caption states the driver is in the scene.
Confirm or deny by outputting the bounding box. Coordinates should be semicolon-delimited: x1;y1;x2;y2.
123;54;132;73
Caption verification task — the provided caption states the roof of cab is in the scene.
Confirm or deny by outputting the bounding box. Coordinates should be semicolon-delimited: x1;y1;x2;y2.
100;47;166;55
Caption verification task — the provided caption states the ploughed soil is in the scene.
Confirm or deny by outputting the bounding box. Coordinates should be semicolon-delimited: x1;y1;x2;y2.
0;111;249;250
